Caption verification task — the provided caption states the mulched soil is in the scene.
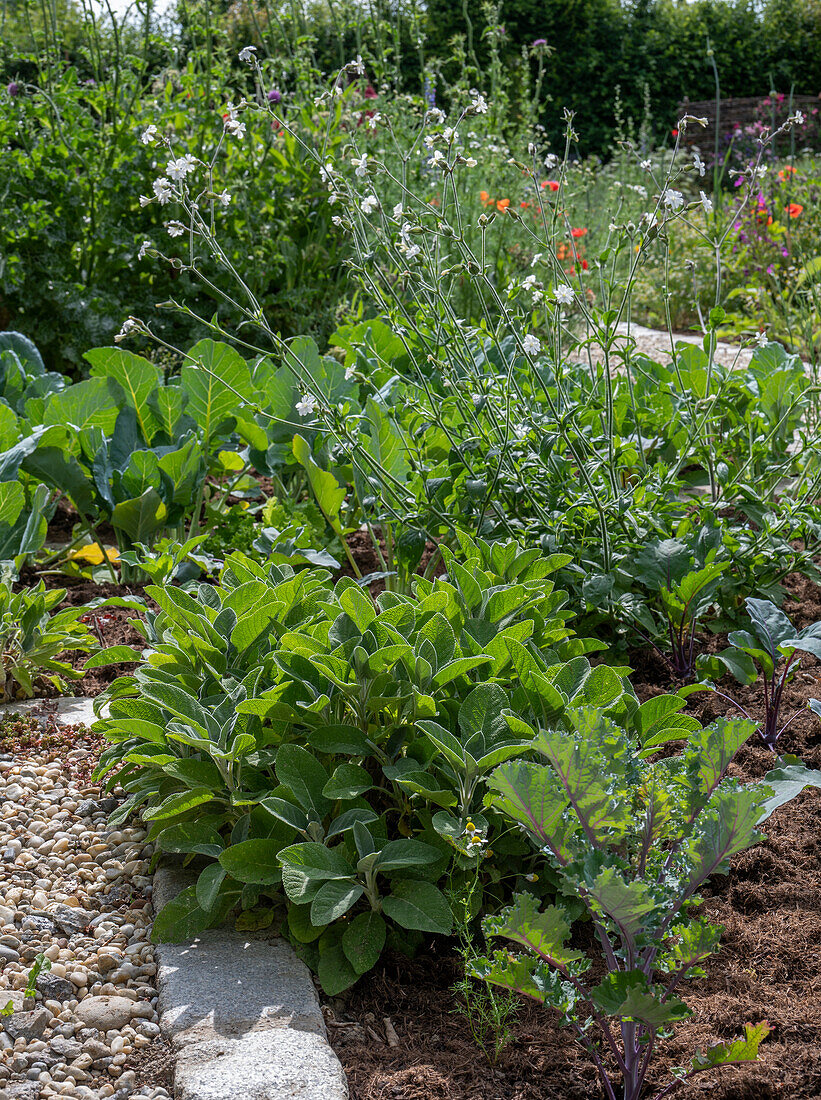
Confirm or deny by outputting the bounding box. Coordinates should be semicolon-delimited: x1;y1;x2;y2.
325;570;821;1100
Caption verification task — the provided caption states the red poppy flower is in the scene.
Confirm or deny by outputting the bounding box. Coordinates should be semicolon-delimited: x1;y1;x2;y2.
786;203;804;218
541;180;560;192
571;227;588;238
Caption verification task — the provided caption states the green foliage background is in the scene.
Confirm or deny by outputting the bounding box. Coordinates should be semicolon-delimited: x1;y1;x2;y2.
424;0;821;153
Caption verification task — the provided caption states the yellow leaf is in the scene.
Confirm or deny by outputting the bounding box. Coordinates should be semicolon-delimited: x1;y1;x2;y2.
68;544;121;565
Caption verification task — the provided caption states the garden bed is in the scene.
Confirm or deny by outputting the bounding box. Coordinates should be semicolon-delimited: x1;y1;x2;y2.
322;575;821;1100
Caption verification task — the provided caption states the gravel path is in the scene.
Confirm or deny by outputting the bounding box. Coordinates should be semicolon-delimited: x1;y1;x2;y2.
614;321;756;370
0;711;173;1100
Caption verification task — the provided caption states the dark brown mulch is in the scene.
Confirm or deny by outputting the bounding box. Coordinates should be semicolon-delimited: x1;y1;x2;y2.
326;570;821;1100
340;530;446;596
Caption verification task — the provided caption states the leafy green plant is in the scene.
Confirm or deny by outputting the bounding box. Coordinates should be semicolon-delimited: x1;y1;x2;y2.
92;536;599;992
697;596;821;749
450;870;521;1065
616;538;728;679
471;705;785;1100
0;581;95;700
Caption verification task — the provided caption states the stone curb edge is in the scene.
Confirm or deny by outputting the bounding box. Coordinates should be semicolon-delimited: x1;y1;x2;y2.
152;866;348;1100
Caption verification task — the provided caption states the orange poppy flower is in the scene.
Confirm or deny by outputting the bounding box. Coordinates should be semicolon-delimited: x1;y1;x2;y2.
520;201;531;209
571;227;588;238
496;198;510;211
786;202;804;218
541;180;560;192
778;165;797;181
480;190;490;205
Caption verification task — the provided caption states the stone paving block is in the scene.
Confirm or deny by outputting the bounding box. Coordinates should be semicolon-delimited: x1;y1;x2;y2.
173;1029;348;1100
158;930;327;1046
153;864;348;1100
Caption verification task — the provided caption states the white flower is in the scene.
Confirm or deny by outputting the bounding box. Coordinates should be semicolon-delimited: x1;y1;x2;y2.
152;177;173;203
344;367;355;381
319;162;336;184
693;153;706;177
530;252;543;268
361;194;379;215
553;284;574;305
442;127;457;144
166;220;185;237
139;195;152;207
225;117;246;138
662;188;684;212
464;156;477;168
296;395;317;417
430;149;446;168
393;203;404;217
238;45;257;63
425;108;445;125
368;113;382;129
351;153;369;177
754;331;769;348
423;134;437;149
140;125;157;145
331;215;345;227
792;110;805;125
544;153;559;169
138;240;151;259
115;318;138;343
522;274;537;290
218;190;231;207
470;94;488;114
167;155;196;181
640;158;652;171
522;333;540;357
403;244;421;260
699;190;713;214
328;191;340;205
346;55;365;75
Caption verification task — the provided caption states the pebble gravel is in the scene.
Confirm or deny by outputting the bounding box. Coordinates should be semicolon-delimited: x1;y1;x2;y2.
0;732;172;1100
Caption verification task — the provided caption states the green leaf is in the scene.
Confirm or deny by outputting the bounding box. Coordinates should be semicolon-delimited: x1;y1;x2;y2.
276;744;332;816
745;597;796;657
292;435;345;534
322;764;373;800
218;839;283;885
310;880;364;925
182;340;252;444
376;839;444;872
155;821;225;858
143;786;215;821
278;843;355;903
381;880;453;934
483;893;586;969
759;754;821;822
151;886;211;943
691;1021;771;1071
342;911;387;975
111;489;168;545
586;867;658;939
590;970;691;1027
85;347;161;442
485;760;573;858
683;786;767;896
84;646;142;668
43;377;122;433
196;864;227;912
317;939;359;995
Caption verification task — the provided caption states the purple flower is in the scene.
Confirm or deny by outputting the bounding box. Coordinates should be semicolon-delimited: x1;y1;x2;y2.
7;82;19;97
267;88;282;103
532;38;548;47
